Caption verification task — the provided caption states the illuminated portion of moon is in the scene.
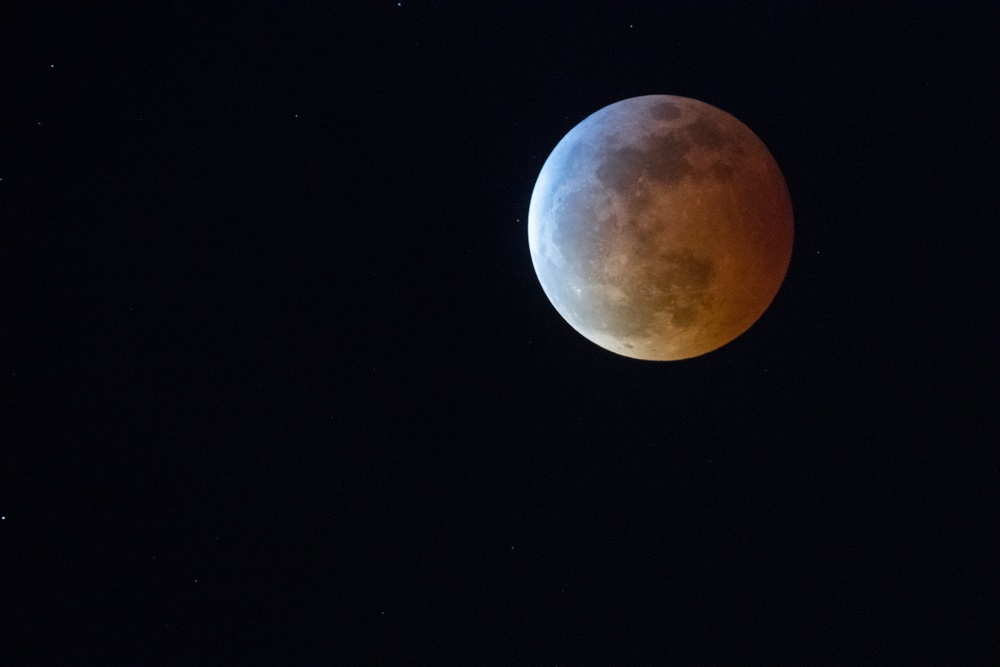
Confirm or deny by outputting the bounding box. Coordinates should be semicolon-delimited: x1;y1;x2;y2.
528;95;794;360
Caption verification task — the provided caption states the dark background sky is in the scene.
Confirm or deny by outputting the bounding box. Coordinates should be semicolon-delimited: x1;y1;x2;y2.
3;2;998;664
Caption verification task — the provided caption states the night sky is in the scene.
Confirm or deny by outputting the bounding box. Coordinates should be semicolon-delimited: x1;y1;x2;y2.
3;3;998;663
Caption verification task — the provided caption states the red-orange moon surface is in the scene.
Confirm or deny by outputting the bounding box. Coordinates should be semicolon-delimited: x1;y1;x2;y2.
528;95;794;360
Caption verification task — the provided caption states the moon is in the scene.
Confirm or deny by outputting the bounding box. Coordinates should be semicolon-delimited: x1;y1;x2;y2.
528;95;794;360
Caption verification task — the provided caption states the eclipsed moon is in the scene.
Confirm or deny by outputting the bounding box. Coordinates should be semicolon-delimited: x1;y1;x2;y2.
528;95;794;360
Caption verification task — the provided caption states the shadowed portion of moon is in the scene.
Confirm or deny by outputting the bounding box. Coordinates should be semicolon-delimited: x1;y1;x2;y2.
528;95;793;360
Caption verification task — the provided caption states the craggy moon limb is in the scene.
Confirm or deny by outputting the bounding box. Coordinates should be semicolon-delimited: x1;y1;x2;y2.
528;95;794;360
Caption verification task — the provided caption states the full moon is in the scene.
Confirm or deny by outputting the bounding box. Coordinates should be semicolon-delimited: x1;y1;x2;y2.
528;95;794;360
